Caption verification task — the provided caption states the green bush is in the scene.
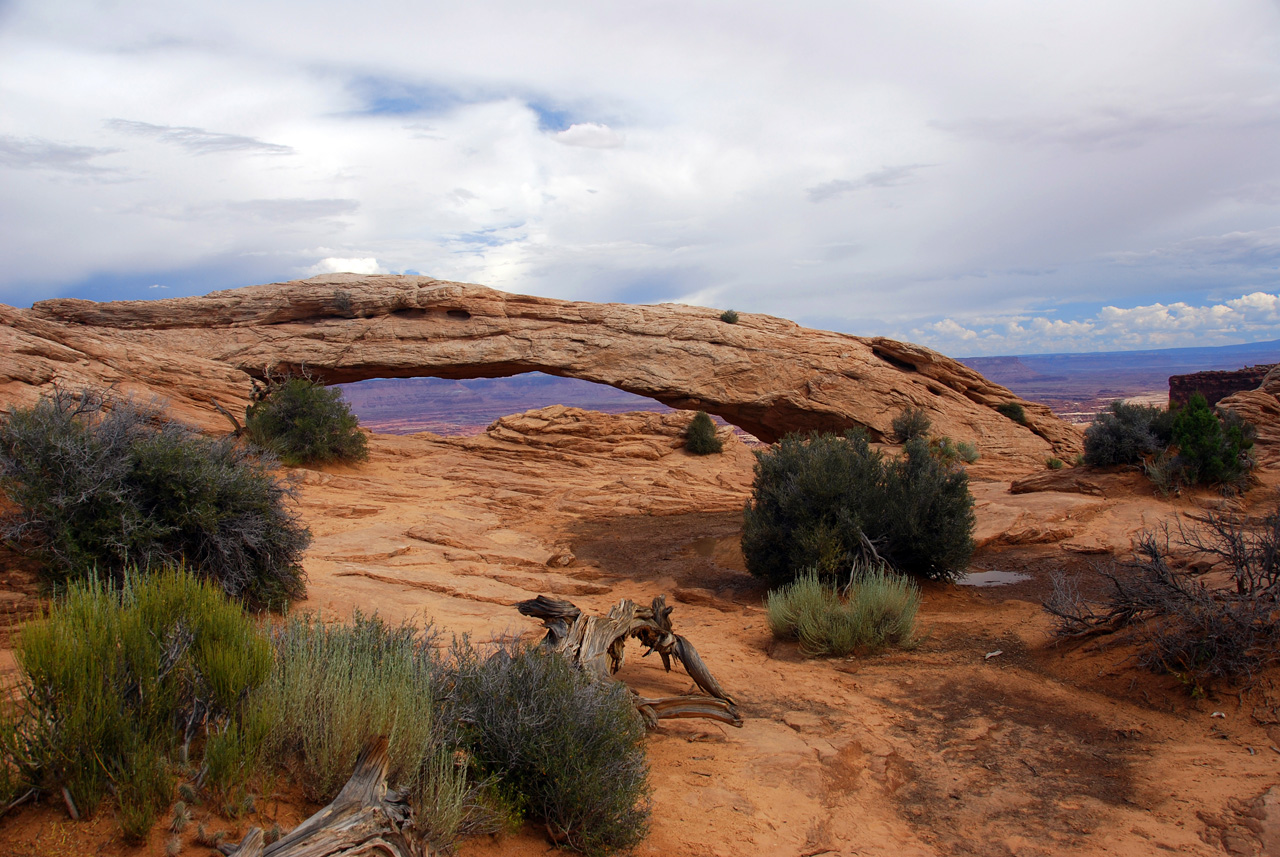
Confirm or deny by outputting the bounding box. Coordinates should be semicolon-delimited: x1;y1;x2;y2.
742;431;975;586
996;402;1027;425
0;570;271;833
1046;457;1064;470
245;376;368;466
0;388;309;606
1082;400;1174;467
684;411;723;455
891;407;931;442
1172;394;1254;487
719;309;740;324
767;565;920;657
453;645;650;856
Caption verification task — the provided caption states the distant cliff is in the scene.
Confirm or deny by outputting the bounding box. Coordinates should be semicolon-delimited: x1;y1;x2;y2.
1169;364;1276;408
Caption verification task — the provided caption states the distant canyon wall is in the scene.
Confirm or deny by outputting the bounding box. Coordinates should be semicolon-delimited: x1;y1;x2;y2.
1169;365;1276;409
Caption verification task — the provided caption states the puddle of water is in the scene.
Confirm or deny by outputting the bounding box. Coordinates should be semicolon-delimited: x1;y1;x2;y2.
957;570;1031;587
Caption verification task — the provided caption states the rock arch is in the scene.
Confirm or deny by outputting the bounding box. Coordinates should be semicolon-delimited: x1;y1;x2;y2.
2;274;1081;463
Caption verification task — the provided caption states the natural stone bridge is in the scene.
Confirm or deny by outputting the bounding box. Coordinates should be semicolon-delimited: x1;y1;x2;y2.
1;274;1081;463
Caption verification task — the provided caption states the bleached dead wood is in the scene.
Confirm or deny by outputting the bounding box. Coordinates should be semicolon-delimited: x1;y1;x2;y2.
516;594;742;728
224;737;426;857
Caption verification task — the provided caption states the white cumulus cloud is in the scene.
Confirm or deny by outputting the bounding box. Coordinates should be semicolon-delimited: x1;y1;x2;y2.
308;257;387;276
552;123;624;149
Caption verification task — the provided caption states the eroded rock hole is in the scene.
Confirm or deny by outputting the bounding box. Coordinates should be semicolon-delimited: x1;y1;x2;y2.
338;372;676;435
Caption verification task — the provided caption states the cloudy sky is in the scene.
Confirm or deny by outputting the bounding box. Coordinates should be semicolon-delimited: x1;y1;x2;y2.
2;1;1279;356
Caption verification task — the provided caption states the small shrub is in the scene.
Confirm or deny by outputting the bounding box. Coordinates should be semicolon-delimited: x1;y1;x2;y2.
684;411;723;455
0;387;309;605
453;644;650;856
742;431;975;586
930;437;979;466
245;375;368;466
996;402;1027;425
892;407;931;442
1044;505;1280;690
719;309;740;324
1082;400;1174;467
1171;394;1254;488
1;570;270;834
767;565;920;657
1045;457;1064;471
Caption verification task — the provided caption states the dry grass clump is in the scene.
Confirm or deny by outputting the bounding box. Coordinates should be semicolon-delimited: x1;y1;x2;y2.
767;565;920;657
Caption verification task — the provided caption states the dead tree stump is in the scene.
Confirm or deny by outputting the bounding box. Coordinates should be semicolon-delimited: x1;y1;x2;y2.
225;737;426;857
517;594;742;728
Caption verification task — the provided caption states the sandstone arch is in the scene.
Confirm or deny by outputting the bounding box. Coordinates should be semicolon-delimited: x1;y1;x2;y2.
1;274;1081;464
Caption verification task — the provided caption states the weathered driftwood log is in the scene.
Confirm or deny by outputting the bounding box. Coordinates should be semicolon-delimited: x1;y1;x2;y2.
225;737;425;857
516;594;742;728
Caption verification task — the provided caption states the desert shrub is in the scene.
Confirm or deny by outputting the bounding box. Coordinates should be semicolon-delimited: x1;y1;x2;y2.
1046;457;1064;470
996;402;1027;425
892;407;931;442
452;644;650;856
742;431;975;586
0;388;309;606
244;376;368;466
767;565;920;657
684;411;723;455
0;570;271;833
719;309;739;324
1044;505;1280;691
1082;400;1174;467
254;612;477;850
930;436;979;466
1171;394;1254;488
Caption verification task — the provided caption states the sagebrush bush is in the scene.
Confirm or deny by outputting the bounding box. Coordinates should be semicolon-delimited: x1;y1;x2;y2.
1082;400;1174;467
996;402;1027;425
453;644;650;856
892;407;931;442
245;376;368;466
742;431;974;586
0;570;271;833
767;565;920;656
719;309;740;324
684;411;723;455
0;388;309;605
254;612;478;850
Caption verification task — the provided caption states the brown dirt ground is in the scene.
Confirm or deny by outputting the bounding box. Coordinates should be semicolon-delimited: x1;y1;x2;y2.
2;423;1279;857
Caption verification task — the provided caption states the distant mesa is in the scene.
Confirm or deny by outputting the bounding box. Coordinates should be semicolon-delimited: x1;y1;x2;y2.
2;274;1082;466
1169;364;1276;409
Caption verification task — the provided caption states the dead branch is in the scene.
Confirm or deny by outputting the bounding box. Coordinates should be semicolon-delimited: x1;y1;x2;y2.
225;737;425;857
517;595;742;728
210;397;244;437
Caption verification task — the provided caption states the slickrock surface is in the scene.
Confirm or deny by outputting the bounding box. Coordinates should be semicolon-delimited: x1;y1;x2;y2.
1;405;1279;856
4;274;1081;467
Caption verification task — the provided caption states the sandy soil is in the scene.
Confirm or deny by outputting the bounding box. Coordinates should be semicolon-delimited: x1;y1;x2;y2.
1;412;1279;856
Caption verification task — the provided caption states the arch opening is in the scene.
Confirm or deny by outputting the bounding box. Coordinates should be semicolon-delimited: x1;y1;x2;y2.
338;372;684;436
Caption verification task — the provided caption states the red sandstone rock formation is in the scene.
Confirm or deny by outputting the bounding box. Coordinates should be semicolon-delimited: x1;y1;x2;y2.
1169;364;1276;408
1;274;1082;465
